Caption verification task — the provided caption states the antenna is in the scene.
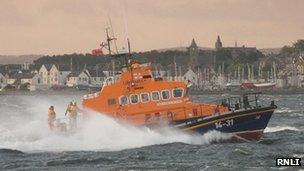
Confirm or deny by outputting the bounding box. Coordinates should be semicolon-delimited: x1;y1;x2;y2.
107;15;118;54
127;38;131;54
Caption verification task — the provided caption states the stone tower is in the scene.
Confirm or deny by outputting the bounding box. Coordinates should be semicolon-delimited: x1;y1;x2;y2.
215;35;223;50
188;38;198;69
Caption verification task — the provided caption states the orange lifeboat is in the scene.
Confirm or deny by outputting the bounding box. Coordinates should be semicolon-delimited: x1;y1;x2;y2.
82;59;276;142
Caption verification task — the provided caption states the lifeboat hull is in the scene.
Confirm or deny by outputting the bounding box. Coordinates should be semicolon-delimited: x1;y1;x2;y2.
171;106;276;142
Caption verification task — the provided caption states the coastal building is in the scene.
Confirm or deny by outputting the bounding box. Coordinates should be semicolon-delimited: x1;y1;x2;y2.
215;35;223;50
188;39;199;70
66;70;90;87
49;65;71;85
20;73;41;85
214;35;258;54
183;69;198;86
21;62;31;71
6;72;19;85
39;64;52;85
87;69;106;86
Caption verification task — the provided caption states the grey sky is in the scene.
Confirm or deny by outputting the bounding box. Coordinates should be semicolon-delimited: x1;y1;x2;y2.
0;0;303;55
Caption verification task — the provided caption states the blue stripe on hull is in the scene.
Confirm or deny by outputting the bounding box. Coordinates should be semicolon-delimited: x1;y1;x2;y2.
197;111;272;134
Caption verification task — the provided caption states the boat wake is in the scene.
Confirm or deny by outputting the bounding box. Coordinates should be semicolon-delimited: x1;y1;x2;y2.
0;97;230;152
264;126;300;133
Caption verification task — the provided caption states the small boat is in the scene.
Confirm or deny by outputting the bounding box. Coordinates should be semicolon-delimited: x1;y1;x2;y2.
81;32;277;142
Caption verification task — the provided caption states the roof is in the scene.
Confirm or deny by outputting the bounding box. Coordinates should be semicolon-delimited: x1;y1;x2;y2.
67;71;82;77
20;73;37;79
189;38;198;48
11;73;36;79
87;69;106;77
41;64;53;71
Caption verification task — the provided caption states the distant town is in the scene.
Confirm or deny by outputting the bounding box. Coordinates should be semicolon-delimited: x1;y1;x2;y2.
0;36;304;93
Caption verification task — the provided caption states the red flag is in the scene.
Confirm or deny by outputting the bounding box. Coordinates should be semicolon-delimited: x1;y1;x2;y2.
91;48;103;56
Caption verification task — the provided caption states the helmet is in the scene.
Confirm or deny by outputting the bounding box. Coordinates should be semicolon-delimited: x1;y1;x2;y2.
72;100;77;105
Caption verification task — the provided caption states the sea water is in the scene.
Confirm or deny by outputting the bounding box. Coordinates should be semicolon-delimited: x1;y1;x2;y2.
0;93;303;170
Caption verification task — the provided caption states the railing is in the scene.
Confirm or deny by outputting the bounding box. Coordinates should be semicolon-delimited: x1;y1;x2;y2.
83;92;100;100
210;92;274;112
102;76;119;87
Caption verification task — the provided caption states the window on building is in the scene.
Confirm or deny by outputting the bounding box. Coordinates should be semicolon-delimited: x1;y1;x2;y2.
173;88;183;98
151;91;160;101
130;94;139;104
141;93;149;103
161;90;170;100
107;98;116;105
119;96;128;105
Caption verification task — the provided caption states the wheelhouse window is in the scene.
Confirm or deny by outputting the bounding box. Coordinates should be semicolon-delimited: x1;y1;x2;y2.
107;98;116;105
151;91;160;101
119;95;128;105
161;90;170;100
141;93;150;103
173;88;184;98
130;94;139;104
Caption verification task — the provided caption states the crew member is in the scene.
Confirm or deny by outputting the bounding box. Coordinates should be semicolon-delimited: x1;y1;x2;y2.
65;100;79;129
214;105;220;115
48;106;56;130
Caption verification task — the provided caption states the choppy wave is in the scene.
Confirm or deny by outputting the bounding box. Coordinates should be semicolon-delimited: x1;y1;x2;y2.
264;126;300;133
0;148;24;155
275;107;298;114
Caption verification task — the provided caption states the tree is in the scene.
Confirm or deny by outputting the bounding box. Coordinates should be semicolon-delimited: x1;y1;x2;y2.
280;45;294;55
293;39;304;53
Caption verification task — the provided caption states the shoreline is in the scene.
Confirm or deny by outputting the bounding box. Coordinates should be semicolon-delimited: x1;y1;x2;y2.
1;88;304;95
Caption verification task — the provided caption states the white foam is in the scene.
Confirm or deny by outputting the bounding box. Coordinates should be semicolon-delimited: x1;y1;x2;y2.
0;96;230;152
264;126;300;133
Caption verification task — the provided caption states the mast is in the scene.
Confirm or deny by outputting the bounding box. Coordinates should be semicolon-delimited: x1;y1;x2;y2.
174;56;177;81
273;61;276;82
106;28;112;55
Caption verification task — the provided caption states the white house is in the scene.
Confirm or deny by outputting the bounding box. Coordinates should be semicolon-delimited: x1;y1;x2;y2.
183;69;198;85
49;65;71;85
66;70;90;87
87;69;106;86
39;64;52;85
20;73;41;85
6;73;19;85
